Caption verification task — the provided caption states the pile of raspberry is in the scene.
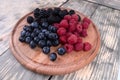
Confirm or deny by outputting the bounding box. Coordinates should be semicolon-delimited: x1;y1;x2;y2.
19;7;92;61
54;13;92;53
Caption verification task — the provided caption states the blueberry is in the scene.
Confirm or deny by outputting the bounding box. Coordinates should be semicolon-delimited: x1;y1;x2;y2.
27;16;34;24
38;33;45;39
25;37;31;43
25;31;31;37
49;53;57;61
52;40;59;46
41;29;47;33
21;30;26;37
31;32;37;38
42;46;50;54
29;41;36;49
57;47;66;55
23;26;32;32
34;37;40;44
48;25;57;33
19;36;25;42
38;40;46;48
46;40;52;47
48;33;58;40
41;22;48;29
44;31;50;37
33;28;40;35
31;22;39;28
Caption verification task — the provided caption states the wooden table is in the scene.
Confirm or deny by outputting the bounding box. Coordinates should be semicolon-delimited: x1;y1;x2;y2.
0;0;120;80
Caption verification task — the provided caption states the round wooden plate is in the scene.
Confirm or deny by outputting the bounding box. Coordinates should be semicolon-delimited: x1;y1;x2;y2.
10;7;100;75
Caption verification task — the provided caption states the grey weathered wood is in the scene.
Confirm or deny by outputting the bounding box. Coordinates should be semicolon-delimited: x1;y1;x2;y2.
51;1;120;80
0;50;50;80
87;0;120;10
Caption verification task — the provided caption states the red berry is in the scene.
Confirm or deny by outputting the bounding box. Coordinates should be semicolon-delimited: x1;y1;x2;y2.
82;22;89;29
76;23;82;33
59;36;67;44
73;32;79;37
64;15;72;21
77;37;82;43
71;14;79;21
74;42;83;51
83;42;92;51
57;28;66;36
80;29;87;37
69;23;76;32
83;17;91;25
53;23;59;28
64;44;74;53
67;34;78;44
59;20;69;28
66;32;72;38
69;19;77;24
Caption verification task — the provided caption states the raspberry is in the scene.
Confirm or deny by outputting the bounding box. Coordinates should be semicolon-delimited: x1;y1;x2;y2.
64;15;71;21
59;36;67;44
82;22;89;29
59;20;69;28
64;44;74;53
69;19;77;24
74;42;83;51
76;23;82;33
80;29;87;37
73;32;79;37
57;28;66;36
71;14;79;21
77;37;83;43
66;32;72;38
67;34;78;44
53;23;59;29
69;23;76;32
83;17;91;25
83;42;92;51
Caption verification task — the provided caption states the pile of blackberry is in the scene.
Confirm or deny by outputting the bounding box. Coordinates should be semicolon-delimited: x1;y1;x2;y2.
19;7;74;61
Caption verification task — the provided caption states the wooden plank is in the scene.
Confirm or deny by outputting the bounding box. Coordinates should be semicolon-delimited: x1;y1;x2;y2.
0;50;50;80
87;0;120;10
51;2;120;80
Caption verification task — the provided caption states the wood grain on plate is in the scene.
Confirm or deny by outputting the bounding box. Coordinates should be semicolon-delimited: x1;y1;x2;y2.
10;8;100;75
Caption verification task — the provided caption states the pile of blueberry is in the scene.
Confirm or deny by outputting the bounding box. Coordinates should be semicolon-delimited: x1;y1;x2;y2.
19;7;73;61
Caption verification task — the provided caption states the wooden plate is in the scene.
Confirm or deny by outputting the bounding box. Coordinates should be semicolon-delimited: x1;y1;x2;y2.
10;7;100;75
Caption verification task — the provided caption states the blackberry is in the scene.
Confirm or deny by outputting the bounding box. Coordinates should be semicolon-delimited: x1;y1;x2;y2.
39;9;49;18
27;16;34;24
34;8;40;18
52;7;61;16
40;18;48;23
59;9;68;18
47;8;53;15
47;15;56;24
69;9;75;15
